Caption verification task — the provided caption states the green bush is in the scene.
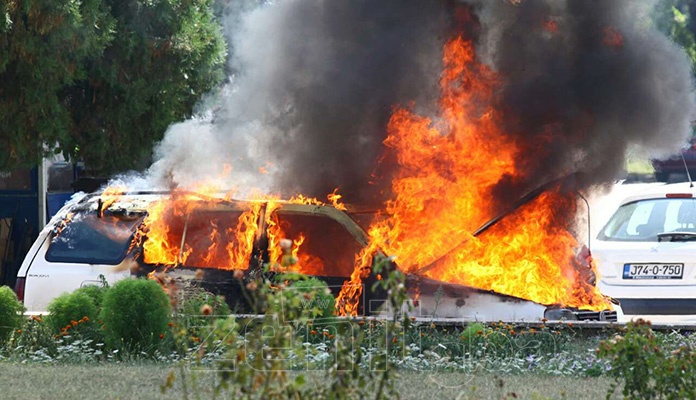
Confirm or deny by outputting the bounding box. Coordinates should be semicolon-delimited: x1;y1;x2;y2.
100;278;171;352
47;291;99;336
174;287;230;347
191;266;404;399
597;319;696;400
288;277;335;319
73;285;107;311
0;286;24;344
178;287;230;318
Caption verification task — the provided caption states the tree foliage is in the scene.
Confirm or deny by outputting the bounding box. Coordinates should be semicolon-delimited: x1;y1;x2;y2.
0;0;226;174
654;0;696;73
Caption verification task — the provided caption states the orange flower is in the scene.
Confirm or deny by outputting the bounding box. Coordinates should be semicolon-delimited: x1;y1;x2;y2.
541;318;548;323
567;323;574;328
81;316;90;322
328;334;335;339
246;281;258;291
420;332;425;337
392;337;398;344
358;320;365;326
168;322;175;327
310;330;317;335
159;334;165;340
200;304;213;316
195;269;205;280
70;320;78;327
323;331;330;337
16;329;21;334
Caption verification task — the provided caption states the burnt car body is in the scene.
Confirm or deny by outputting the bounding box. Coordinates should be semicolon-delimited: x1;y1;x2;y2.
15;190;616;322
15;191;389;315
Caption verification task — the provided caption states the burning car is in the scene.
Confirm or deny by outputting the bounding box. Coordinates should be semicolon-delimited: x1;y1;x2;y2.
15;190;384;314
12;22;625;322
14;186;618;323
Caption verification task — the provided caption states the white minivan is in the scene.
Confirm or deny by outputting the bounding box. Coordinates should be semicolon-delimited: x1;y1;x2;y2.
15;193;149;313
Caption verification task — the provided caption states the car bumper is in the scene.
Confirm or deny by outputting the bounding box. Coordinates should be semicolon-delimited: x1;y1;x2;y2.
617;298;696;315
598;280;696;299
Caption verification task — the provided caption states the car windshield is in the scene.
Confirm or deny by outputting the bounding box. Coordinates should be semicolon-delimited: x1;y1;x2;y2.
598;198;696;241
46;211;144;264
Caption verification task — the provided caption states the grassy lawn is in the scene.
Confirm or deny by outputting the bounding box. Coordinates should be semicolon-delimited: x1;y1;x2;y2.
398;372;621;399
0;362;621;399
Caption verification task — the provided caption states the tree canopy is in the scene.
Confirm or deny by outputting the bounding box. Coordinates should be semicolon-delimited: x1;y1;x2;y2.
654;0;696;73
0;0;226;174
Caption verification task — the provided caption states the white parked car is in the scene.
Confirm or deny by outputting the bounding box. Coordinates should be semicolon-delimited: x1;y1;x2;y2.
593;182;696;323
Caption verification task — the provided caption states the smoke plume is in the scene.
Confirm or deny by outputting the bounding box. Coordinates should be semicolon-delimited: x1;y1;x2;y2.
474;0;696;200
146;0;695;206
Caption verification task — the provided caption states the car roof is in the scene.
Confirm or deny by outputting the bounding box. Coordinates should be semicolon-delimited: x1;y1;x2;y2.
617;182;696;205
61;190;372;246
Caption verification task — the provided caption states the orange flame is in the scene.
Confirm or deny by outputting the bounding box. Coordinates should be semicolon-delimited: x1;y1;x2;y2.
141;192;261;270
136;185;339;276
110;35;609;316
98;184;127;216
265;201;324;275
327;188;347;211
544;18;558;34
336;35;609;315
602;27;623;48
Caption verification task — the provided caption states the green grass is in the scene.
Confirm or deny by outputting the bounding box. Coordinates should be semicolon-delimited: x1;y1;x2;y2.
397;372;621;399
0;362;621;399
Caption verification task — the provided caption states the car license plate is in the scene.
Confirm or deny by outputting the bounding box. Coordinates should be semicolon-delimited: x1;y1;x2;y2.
623;263;684;280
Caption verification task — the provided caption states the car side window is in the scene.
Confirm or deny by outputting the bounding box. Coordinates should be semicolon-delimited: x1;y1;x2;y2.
267;212;364;277
46;212;143;265
179;210;253;269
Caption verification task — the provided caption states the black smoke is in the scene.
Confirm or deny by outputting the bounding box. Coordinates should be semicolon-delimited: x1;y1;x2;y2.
476;0;695;203
207;0;454;203
150;0;694;208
